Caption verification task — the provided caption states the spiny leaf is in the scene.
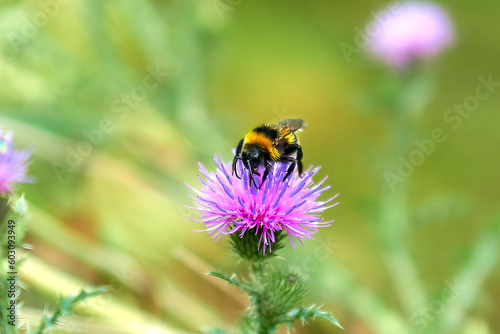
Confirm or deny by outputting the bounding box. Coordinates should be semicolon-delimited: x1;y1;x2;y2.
287;305;343;330
208;272;240;286
208;272;253;292
27;286;110;334
237;313;258;334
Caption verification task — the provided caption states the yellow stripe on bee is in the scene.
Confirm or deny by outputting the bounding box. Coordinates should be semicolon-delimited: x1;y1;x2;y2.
244;132;280;160
282;132;298;144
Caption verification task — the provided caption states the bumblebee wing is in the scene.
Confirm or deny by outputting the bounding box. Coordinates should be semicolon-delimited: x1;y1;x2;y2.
278;119;307;133
276;119;306;145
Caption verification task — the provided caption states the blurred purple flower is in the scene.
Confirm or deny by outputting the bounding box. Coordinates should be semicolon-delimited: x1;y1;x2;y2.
368;1;454;67
0;130;32;193
186;155;338;253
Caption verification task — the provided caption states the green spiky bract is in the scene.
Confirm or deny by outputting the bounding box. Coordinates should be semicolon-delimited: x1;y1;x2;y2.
249;268;307;332
208;229;342;333
230;229;285;263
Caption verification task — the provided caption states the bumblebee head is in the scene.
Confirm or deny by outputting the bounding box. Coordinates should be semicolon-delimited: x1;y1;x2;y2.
233;144;265;188
241;147;262;170
244;147;260;160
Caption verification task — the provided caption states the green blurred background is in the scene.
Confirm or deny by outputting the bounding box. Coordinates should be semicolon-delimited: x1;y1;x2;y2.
1;0;499;333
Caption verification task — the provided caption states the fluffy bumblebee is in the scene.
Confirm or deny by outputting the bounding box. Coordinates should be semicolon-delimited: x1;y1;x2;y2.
232;119;306;188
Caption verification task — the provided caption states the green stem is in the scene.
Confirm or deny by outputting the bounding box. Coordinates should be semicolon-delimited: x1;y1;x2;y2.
33;304;64;334
379;71;427;316
249;261;273;334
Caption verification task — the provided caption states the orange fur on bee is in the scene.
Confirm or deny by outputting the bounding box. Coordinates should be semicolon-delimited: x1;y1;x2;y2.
244;131;280;160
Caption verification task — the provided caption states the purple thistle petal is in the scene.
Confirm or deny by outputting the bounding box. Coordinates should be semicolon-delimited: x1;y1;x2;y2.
216;174;235;200
0;130;33;193
272;183;289;209
197;175;208;186
186;155;338;251
367;1;454;67
284;200;307;215
220;162;233;185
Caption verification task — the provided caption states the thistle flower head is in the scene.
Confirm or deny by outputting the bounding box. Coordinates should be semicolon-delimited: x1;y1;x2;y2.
368;1;454;67
0;130;33;193
186;155;338;253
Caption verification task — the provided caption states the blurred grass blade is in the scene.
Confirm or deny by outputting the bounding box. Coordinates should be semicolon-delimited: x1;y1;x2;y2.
438;217;500;334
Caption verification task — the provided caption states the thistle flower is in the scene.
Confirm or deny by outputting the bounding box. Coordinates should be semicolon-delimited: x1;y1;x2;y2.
368;1;454;67
186;155;338;253
0;130;32;193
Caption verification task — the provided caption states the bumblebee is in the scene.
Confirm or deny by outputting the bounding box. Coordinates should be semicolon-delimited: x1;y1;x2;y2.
232;119;306;188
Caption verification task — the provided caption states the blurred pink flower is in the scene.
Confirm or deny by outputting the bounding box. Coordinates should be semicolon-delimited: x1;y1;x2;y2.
368;1;454;67
186;155;338;253
0;131;32;193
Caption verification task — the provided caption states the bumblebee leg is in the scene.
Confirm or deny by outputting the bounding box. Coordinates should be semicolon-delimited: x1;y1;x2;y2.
296;145;303;177
232;139;244;177
232;156;241;179
283;160;296;182
282;144;299;155
277;156;295;181
259;163;272;189
235;138;244;155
